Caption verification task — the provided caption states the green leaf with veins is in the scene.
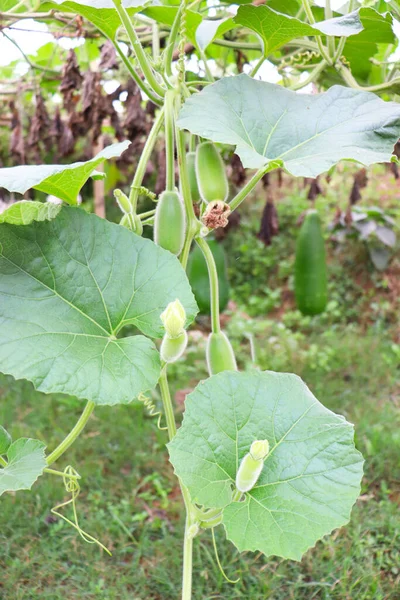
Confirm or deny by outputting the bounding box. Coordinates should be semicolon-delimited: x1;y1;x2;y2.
142;6;202;46
168;370;364;560
177;74;400;177
0;439;47;496
0;207;197;406
233;5;363;56
0;201;61;226
41;1;145;41
0;141;129;205
343;8;395;80
195;18;236;51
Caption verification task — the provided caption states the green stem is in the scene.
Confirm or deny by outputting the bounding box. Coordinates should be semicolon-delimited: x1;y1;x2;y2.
250;55;265;78
113;0;166;98
229;165;271;212
158;367;176;439
195;237;220;334
46;401;95;466
164;6;183;77
324;0;335;59
289;60;327;90
301;0;332;64
129;106;165;210
2;31;60;76
199;48;215;82
152;22;160;61
0;455;7;467
139;208;156;220
113;40;162;105
174;94;200;267
336;63;400;92
44;467;80;479
158;366;195;600
182;518;194;600
165;90;176;192
180;232;194;270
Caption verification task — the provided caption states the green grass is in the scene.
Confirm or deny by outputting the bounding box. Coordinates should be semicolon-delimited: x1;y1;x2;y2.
0;325;399;600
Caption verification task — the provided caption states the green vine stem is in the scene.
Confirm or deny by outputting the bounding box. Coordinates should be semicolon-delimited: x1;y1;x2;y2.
199;48;215;82
301;0;332;64
174;94;200;270
158;366;197;600
164;6;183;77
165;90;176;192
229;165;272;212
336;63;400;92
249;55;266;78
0;455;7;467
112;0;166;98
182;518;194;600
289;60;327;90
46;400;95;466
113;40;162;105
129;106;165;210
195;237;221;334
324;0;335;59
158;367;177;439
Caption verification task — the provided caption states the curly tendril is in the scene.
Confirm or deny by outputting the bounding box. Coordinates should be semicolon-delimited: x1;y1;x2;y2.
177;0;189;85
51;465;112;555
138;392;168;431
279;50;320;70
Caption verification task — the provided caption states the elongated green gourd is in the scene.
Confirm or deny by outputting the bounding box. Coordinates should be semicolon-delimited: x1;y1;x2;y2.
154;190;186;255
195;142;229;203
206;331;237;375
186;152;201;203
236;440;269;493
187;240;230;315
294;209;328;316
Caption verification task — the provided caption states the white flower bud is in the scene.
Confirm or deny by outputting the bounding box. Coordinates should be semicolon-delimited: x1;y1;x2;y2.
250;439;269;461
160;299;186;339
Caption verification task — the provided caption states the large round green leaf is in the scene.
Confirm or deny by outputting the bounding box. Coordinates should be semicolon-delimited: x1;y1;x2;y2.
0;207;197;405
168;370;364;560
177;74;400;177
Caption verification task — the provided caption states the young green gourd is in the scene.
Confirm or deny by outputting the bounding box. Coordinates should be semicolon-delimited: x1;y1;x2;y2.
186;152;201;203
294;209;328;316
206;331;237;375
236;440;269;493
187;240;230;315
154;190;186;256
195;142;229;203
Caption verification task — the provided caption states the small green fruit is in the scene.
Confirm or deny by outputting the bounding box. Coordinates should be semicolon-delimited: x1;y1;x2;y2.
206;331;237;375
154;190;186;255
160;331;188;363
195;142;229;203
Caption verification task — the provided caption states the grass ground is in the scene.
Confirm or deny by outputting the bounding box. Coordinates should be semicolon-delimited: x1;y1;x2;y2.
0;166;399;599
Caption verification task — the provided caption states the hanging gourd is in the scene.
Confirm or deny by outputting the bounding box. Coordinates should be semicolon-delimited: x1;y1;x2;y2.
294;209;328;315
195;142;229;203
154;190;186;256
